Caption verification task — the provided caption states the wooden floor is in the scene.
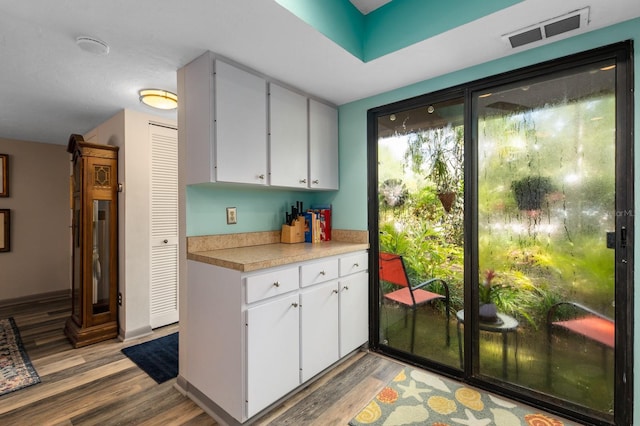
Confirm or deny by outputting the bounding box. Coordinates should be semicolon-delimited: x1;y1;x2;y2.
0;295;404;425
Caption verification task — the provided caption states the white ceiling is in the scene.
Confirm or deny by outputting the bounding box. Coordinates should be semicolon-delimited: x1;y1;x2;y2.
0;0;638;146
349;0;393;15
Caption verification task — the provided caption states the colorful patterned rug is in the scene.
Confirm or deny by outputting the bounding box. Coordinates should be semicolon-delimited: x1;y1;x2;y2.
350;366;579;426
0;317;40;396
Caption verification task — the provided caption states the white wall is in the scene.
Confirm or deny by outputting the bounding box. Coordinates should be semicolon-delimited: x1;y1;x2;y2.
85;109;176;340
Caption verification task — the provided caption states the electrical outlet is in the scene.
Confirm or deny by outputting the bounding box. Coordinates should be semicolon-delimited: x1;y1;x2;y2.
226;207;237;224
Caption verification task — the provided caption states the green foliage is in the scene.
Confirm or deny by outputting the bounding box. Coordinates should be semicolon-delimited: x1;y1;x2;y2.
378;93;616;332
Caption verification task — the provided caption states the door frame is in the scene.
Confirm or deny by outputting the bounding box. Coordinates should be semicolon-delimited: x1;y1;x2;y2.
367;41;634;426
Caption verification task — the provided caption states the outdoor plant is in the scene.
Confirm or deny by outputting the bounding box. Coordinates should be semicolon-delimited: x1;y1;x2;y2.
510;175;555;211
479;269;496;304
379;178;408;208
404;125;463;213
478;269;499;322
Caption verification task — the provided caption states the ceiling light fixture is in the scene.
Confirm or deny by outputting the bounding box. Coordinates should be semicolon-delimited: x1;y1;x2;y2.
76;36;110;55
139;89;178;110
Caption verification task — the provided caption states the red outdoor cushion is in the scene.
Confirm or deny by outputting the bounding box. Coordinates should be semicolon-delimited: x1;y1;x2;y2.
553;316;615;348
384;287;444;307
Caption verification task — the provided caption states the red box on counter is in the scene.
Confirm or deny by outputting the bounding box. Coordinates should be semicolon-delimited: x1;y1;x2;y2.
318;208;331;241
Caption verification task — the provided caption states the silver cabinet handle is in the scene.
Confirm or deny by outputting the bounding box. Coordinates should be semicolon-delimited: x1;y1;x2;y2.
273;281;280;287
312;179;319;184
320;271;326;276
343;286;349;291
291;302;300;308
258;174;265;180
299;178;307;184
354;263;359;267
163;239;168;244
332;289;338;294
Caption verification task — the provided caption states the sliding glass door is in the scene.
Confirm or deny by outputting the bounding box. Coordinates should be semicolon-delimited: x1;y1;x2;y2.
369;42;633;425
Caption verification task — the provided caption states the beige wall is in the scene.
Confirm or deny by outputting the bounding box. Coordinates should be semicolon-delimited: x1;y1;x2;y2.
0;137;70;301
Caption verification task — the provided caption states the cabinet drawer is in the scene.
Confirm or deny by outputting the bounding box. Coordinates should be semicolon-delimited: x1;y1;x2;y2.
246;267;299;304
339;252;368;277
300;259;339;288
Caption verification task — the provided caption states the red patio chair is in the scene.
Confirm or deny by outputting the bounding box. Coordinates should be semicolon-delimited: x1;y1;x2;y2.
546;301;614;385
379;252;450;352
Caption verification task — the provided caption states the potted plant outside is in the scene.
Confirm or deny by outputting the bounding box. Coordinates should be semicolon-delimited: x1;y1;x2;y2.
511;176;554;211
479;269;499;323
431;150;457;212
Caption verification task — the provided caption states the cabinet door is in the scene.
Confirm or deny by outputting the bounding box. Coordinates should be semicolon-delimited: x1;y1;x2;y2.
215;61;267;185
300;281;339;382
246;293;300;417
339;272;369;357
150;124;179;328
269;83;308;188
308;99;339;190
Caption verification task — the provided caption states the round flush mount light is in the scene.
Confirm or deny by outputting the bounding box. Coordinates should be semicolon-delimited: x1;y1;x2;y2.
76;36;110;55
139;89;178;110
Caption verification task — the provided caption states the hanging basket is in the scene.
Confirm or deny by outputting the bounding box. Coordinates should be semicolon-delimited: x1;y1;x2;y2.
437;191;456;213
511;176;554;211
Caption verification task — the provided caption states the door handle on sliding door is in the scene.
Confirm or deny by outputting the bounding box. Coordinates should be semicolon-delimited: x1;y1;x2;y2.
606;227;627;249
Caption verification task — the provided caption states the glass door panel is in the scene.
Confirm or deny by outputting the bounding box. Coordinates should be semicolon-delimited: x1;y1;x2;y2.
475;60;616;415
92;199;111;315
377;97;464;369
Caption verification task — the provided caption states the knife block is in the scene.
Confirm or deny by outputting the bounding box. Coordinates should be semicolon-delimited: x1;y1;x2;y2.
281;217;305;243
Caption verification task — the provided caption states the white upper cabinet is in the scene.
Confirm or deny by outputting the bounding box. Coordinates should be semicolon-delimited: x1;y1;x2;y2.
181;51;215;184
309;99;339;190
269;83;308;188
215;61;268;185
180;51;338;190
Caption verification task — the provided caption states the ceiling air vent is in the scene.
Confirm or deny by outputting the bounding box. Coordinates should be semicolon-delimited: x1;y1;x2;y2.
503;7;589;49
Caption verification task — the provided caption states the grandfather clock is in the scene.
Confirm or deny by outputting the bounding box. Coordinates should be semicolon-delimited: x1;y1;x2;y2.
65;134;119;348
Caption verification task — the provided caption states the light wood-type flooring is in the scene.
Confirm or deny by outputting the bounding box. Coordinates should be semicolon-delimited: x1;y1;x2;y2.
0;294;404;425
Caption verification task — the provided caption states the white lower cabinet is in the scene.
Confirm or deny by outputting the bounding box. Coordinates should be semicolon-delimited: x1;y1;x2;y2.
300;280;339;382
246;293;300;418
339;271;369;356
186;251;368;424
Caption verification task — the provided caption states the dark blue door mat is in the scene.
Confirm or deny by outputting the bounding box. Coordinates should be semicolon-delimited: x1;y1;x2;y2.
121;332;178;384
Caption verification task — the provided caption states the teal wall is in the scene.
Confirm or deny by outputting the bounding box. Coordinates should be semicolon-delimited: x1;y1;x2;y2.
186;184;336;236
275;0;364;59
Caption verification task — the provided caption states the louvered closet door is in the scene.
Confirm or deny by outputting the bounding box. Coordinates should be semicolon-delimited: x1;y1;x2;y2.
150;123;179;328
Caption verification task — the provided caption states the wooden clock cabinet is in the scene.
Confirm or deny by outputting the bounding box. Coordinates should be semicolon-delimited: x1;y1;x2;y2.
64;134;119;348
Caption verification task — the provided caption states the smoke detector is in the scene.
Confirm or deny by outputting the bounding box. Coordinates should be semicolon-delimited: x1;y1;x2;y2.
76;36;110;55
502;7;590;49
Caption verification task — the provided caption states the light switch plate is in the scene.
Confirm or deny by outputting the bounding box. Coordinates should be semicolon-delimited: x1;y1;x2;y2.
226;207;237;225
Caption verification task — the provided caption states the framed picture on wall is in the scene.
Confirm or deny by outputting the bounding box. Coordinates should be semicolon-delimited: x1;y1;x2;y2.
0;209;9;252
0;154;8;197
